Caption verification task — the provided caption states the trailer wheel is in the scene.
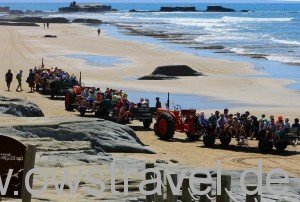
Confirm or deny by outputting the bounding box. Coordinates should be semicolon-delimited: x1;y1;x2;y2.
143;120;152;129
79;107;86;117
203;134;215;147
220;133;231;146
65;89;75;111
156;113;175;140
258;139;273;153
274;141;288;152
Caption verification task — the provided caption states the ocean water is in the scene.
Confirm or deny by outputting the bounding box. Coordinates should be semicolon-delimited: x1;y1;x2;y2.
1;3;300;66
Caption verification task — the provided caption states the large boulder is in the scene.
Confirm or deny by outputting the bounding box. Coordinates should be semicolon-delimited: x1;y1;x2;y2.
206;6;235;12
1;118;154;154
0;96;44;117
152;65;204;77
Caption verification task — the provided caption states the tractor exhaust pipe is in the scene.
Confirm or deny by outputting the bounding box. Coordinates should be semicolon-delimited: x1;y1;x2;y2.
79;72;82;84
166;92;170;109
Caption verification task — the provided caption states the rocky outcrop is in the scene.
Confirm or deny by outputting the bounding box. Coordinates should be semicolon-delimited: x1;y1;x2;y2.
59;1;116;13
0;118;154;154
159;7;196;12
206;6;235;12
72;18;102;24
138;74;178;80
0;96;44;117
152;65;204;77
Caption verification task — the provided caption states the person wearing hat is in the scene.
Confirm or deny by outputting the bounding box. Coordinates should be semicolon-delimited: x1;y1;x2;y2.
16;70;23;92
155;97;161;109
5;69;13;91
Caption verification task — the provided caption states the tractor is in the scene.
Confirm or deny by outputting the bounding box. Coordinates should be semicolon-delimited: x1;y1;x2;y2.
154;105;200;140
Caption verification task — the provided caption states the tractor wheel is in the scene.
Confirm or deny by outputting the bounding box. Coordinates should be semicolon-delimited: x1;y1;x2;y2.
203;134;215;147
156;113;175;140
220;133;231;146
258;138;273;153
65;89;75;111
143;120;152;129
274;141;288;152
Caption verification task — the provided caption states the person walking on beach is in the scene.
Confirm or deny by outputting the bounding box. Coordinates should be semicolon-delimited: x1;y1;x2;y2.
16;70;23;92
27;69;36;93
5;69;13;91
43;23;46;29
97;28;101;36
47;22;49;29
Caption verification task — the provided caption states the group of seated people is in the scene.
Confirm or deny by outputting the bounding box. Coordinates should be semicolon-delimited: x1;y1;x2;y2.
35;67;78;88
196;109;300;141
78;87;153;122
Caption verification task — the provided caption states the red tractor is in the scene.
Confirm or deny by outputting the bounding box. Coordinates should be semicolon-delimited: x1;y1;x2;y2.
154;105;200;140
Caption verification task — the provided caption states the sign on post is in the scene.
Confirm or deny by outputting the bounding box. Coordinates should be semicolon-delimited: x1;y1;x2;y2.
0;135;36;201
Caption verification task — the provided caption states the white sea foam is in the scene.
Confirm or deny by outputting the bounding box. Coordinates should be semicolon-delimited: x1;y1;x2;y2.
267;55;300;64
230;48;247;54
270;38;300;46
220;16;293;23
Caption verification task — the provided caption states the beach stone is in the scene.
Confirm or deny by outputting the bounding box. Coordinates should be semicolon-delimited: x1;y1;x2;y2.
170;159;179;163
0;96;44;117
0;118;154;154
156;159;168;164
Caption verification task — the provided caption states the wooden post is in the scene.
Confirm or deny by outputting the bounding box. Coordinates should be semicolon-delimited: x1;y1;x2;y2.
167;173;178;202
181;177;192;202
217;174;231;202
200;183;211;202
145;162;155;202
154;169;164;202
21;145;37;202
246;185;261;202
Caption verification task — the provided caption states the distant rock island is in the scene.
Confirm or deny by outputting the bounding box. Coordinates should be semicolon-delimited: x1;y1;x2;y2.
0;6;9;12
59;1;117;13
206;6;235;12
159;7;197;12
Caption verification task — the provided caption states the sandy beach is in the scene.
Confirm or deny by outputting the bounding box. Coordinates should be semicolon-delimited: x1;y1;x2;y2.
1;23;300;118
0;22;299;201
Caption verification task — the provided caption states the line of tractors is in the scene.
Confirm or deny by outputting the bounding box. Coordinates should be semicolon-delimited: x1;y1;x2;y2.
35;65;299;154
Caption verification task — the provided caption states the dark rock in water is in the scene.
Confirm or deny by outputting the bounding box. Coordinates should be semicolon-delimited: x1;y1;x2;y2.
0;6;10;12
194;45;225;50
44;35;57;38
129;9;137;12
241;10;252;12
159;7;197;12
138;74;178;80
3;118;154;154
72;18;102;24
152;65;204;77
0;96;44;117
243;54;268;60
206;6;235;12
59;1;116;13
9;10;24;15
